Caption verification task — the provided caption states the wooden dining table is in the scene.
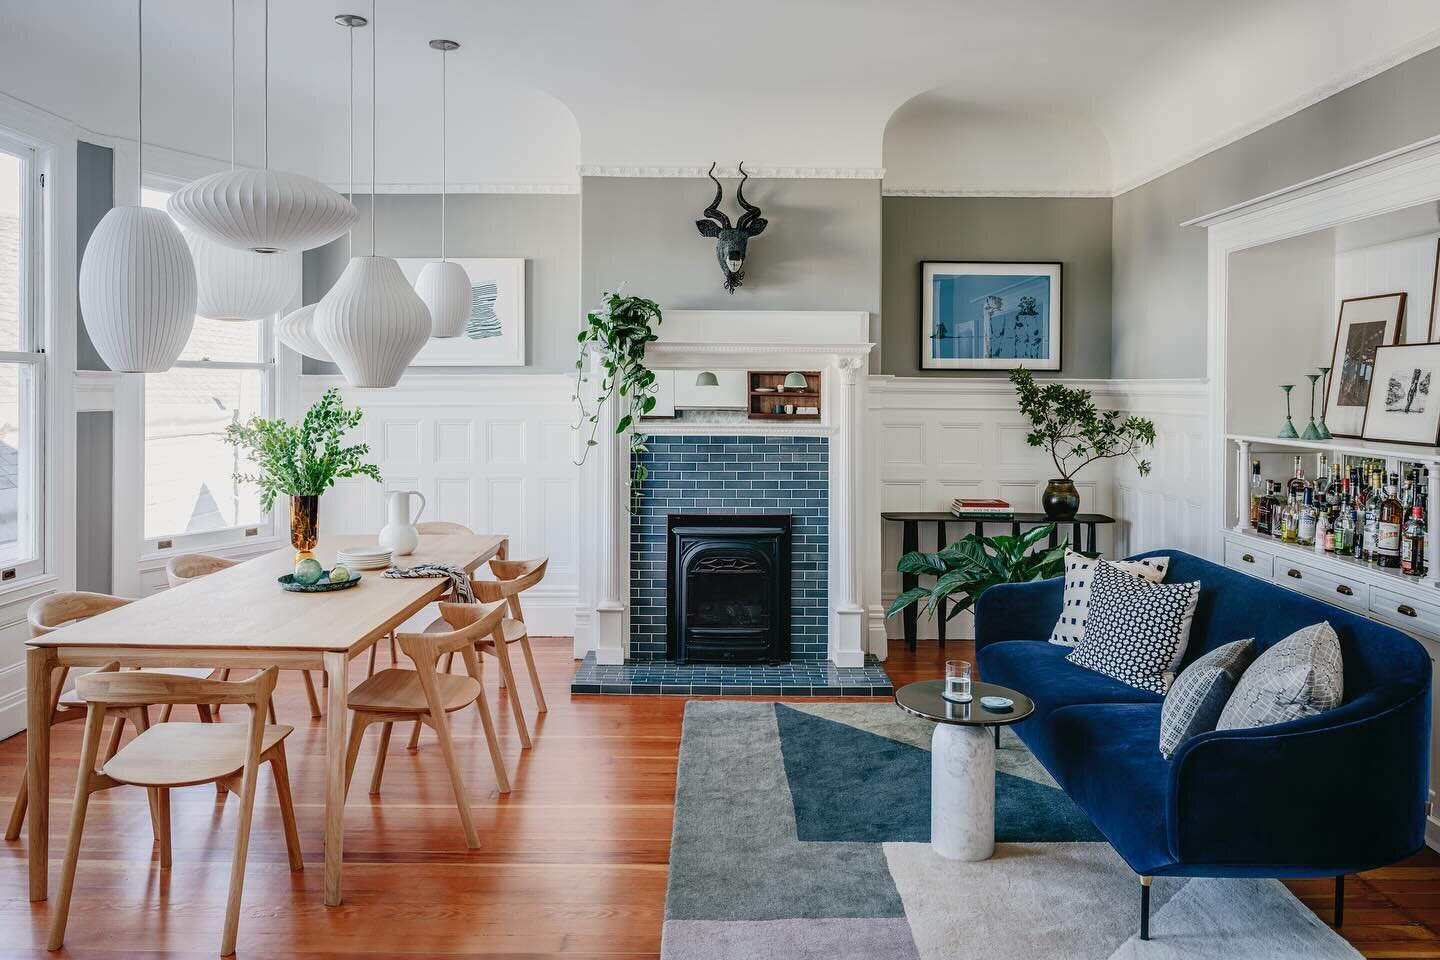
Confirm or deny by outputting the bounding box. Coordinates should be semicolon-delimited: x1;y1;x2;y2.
24;533;507;907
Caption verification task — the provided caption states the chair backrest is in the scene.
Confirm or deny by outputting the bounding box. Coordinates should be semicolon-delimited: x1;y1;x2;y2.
396;599;508;667
476;557;548;602
166;553;238;588
29;592;132;638
416;521;473;536
76;663;279;708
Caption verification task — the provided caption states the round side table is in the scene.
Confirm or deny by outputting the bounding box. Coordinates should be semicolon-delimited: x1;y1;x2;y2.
894;679;1034;861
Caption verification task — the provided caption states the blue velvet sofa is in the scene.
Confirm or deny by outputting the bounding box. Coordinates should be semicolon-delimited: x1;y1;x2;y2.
975;550;1431;937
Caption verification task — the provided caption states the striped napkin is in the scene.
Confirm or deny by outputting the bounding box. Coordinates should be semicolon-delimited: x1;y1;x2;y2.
382;563;476;603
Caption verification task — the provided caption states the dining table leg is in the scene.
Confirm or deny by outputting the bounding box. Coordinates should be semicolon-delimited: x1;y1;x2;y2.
26;646;53;901
323;650;349;907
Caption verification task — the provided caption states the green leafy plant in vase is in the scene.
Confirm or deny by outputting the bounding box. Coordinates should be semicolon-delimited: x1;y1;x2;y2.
1010;368;1156;520
887;525;1068;623
224;388;382;567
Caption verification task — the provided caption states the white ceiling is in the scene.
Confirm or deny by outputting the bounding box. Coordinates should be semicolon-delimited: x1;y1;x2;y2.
1;0;1438;194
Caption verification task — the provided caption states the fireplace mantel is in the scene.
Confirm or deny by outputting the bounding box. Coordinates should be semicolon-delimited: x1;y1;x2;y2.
573;310;876;667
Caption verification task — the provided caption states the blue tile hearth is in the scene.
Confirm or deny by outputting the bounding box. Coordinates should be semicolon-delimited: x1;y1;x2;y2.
569;652;893;698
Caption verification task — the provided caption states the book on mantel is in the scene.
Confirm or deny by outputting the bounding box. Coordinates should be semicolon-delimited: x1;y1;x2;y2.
950;498;1014;520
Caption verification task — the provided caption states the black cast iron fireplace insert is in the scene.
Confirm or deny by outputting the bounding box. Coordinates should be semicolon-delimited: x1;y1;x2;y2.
666;514;791;664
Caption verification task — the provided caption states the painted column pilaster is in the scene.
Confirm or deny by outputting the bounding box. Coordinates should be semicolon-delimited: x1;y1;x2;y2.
589;354;628;665
829;355;866;667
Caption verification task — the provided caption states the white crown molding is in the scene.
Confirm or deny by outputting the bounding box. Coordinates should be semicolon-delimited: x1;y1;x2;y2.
578;164;885;180
325;181;580;196
882;187;1112;199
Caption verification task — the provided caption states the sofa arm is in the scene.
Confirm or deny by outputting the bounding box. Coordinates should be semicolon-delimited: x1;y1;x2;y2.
1168;688;1431;873
973;577;1063;651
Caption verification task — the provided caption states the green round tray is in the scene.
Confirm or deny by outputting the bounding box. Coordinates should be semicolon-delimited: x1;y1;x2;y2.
278;572;362;593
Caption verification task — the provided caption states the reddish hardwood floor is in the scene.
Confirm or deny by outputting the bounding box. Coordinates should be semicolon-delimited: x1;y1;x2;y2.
0;637;1434;958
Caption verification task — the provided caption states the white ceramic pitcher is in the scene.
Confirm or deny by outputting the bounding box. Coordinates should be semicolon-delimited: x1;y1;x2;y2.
377;489;426;556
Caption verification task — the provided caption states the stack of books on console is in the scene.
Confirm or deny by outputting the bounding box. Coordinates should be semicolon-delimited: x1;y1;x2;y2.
950;498;1014;520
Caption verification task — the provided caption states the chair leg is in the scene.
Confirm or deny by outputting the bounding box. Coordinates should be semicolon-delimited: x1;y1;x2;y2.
407;720;423;751
1139;876;1152;941
103;712;127;761
343;714;370;797
5;770;28;840
473;680;511;793
389;632;398;663
154;788;172;868
429;708;480;847
367;641;378;678
369;722;393;795
220;754;264;955
270;744;304;872
301;671;321;718
492;640;531;748
443;650;456;674
1334;875;1345;928
267;698;278;725
159;703;174;723
196;703;213;723
47;706;108;951
518;634;547;714
216;669;232;717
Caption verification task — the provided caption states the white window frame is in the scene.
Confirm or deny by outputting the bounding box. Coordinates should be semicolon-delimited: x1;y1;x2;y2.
139;175;277;553
0;129;48;585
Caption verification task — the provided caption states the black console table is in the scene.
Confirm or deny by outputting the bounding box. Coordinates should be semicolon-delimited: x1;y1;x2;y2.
881;511;1116;650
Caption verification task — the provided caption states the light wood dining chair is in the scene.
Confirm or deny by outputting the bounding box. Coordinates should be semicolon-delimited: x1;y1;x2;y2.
47;664;302;956
374;521;474;678
345;599;512;847
167;552;322;719
5;592;216;841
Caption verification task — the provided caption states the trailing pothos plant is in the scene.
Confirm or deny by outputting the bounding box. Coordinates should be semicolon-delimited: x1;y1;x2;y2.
887;524;1070;623
573;290;664;504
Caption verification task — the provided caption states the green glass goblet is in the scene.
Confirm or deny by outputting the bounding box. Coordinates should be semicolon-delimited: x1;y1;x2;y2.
1278;384;1299;439
1300;373;1323;440
1315;366;1333;439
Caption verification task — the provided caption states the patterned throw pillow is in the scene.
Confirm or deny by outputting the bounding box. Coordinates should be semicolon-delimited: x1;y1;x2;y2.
1048;552;1170;647
1065;561;1201;694
1216;622;1343;731
1158;638;1256;757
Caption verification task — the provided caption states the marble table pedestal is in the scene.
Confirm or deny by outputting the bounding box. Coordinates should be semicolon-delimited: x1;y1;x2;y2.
930;720;996;860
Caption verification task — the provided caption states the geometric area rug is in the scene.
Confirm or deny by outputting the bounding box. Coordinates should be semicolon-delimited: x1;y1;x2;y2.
661;701;1360;960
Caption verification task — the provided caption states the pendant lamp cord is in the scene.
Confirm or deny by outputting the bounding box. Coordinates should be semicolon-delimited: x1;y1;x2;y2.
229;0;235;169
440;45;447;261
370;0;377;257
263;0;269;170
347;18;355;255
136;0;142;196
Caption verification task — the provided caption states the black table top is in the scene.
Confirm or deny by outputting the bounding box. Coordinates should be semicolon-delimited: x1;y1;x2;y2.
881;511;1115;524
895;680;1035;727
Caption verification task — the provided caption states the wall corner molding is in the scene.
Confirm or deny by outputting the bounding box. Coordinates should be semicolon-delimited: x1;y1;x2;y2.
578;164;885;180
324;181;580;196
882;187;1113;199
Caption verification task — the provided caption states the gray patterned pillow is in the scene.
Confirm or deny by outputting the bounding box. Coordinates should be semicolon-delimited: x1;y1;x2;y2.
1048;552;1171;647
1216;622;1343;730
1064;561;1201;695
1159;638;1256;757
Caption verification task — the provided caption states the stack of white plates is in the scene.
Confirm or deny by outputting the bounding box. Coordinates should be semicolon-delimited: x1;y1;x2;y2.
336;545;392;571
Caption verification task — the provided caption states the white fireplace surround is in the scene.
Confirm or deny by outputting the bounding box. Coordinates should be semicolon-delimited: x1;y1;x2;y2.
574;310;875;667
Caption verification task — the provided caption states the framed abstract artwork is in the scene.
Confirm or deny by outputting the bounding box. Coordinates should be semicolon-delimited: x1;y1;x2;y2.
1322;292;1406;438
1362;342;1440;446
395;258;526;366
920;261;1061;371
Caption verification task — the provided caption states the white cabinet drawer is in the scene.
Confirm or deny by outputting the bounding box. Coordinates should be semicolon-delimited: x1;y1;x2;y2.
1224;539;1273;580
1272;557;1367;613
1370;585;1440;642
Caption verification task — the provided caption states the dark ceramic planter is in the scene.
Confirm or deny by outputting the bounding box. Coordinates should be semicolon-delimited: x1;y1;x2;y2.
1042;478;1080;520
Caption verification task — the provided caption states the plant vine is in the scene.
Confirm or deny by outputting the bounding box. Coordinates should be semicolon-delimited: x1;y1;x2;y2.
573;290;663;506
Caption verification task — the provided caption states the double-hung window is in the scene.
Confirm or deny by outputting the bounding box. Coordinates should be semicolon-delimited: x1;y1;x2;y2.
0;132;46;582
140;187;275;546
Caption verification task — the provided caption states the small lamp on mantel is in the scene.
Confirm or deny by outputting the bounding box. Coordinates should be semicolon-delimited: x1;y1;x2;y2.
695;371;719;386
783;371;808;390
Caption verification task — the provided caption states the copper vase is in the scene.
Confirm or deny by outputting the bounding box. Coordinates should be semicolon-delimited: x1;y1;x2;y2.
290;495;319;554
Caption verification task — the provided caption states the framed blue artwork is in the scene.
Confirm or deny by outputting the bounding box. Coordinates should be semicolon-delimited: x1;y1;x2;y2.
921;261;1062;370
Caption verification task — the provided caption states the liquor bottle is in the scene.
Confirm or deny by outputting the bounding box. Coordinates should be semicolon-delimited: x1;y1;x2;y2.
1270;482;1286;538
1313;499;1329;555
1362;472;1382;562
1287;456;1307;501
1402;504;1426;577
1256;479;1274;536
1321;491;1336;553
1375;474;1404;569
1248;459;1265;528
1334;484;1356;555
1281;495;1299;544
1297;489;1318;547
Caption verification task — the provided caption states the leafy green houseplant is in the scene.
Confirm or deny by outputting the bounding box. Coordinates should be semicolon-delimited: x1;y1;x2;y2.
573;291;663;503
224;388;382;553
887;525;1068;623
1009;367;1156;519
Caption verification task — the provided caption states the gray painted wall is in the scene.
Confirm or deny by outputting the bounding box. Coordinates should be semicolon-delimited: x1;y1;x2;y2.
580;176;881;353
881;196;1113;378
75;411;113;593
303;193;579;374
1112;46;1440;378
76;141;112;372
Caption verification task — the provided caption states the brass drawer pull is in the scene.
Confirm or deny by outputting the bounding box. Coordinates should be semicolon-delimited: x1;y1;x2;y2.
1241;553;1255;563
1398;604;1418;618
1287;569;1302;579
1336;584;1353;596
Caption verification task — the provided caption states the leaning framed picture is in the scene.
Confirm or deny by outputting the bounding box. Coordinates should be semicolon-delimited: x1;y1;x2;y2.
395;258;526;366
920;261;1061;370
1322;292;1406;439
1361;343;1440;446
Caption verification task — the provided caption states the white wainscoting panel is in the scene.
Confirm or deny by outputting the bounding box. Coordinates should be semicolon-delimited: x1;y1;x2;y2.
297;375;579;637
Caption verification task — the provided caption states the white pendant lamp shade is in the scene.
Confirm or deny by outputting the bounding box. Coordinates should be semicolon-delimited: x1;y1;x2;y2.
276;303;332;362
185;229;299;321
315;256;430;387
79;205;197;373
166;169;358;254
416;259;469;338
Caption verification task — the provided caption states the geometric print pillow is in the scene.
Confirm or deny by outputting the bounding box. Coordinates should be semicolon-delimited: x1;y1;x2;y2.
1065;561;1201;695
1159;638;1256;757
1216;622;1344;731
1048;552;1171;647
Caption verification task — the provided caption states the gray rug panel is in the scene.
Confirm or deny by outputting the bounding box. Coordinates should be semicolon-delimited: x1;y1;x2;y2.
661;917;921;960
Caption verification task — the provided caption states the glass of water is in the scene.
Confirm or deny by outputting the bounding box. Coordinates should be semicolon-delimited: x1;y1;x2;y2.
945;660;973;703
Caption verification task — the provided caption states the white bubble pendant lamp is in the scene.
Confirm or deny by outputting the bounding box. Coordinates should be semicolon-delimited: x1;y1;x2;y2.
187;230;298;321
315;1;428;387
415;38;468;338
166;0;356;253
276;304;332;362
79;0;196;373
